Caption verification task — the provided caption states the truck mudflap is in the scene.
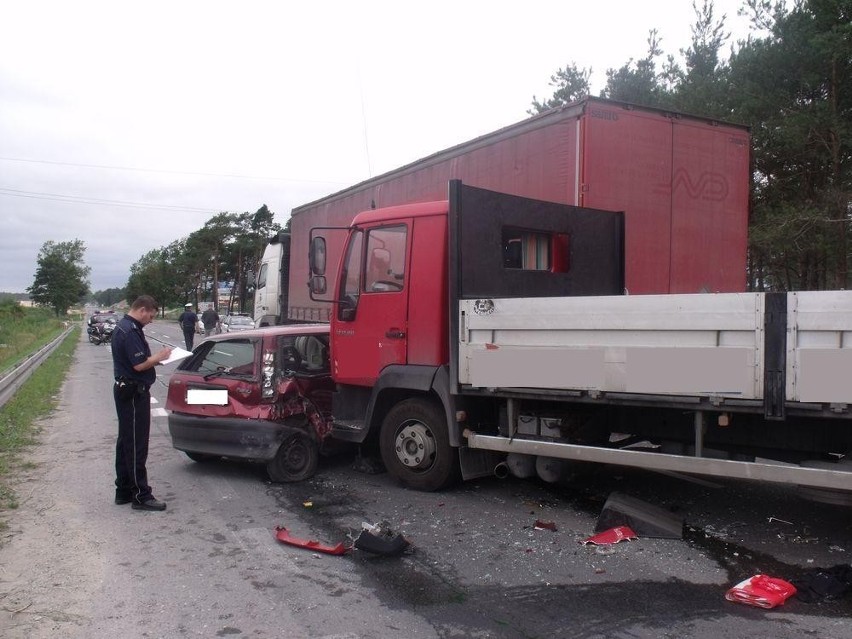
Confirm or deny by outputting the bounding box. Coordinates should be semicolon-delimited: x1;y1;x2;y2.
459;447;503;481
463;430;852;492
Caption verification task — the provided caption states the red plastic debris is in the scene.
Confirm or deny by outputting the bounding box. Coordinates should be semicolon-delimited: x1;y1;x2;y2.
581;526;638;545
725;575;797;609
274;526;349;555
534;519;558;531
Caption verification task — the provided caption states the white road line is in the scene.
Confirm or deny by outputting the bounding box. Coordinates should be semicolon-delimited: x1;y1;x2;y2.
151;408;168;418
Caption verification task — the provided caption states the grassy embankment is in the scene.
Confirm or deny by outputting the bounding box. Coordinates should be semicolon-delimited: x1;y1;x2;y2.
0;301;80;516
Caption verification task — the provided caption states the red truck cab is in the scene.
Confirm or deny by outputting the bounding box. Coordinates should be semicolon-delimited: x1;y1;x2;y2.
331;200;450;386
310;181;624;490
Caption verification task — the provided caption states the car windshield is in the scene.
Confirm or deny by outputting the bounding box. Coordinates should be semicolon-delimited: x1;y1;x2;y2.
228;316;253;325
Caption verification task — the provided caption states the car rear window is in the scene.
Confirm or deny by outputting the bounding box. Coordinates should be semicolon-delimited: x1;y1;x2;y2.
229;316;253;325
191;340;257;376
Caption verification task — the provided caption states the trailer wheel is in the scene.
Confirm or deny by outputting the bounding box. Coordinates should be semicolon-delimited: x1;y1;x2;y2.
267;432;318;483
379;398;459;492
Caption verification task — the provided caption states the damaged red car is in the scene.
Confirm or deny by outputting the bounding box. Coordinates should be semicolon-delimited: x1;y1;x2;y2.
166;325;333;482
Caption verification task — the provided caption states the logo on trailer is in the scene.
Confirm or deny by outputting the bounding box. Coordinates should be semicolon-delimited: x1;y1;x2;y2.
655;169;729;202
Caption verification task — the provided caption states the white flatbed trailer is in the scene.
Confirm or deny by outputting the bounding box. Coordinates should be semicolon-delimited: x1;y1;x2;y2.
457;291;852;492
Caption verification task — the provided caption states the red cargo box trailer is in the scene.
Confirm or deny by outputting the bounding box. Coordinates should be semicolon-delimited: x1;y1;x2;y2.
284;97;749;322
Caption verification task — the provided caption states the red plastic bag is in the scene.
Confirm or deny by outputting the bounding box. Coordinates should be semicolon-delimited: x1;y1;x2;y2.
725;574;797;609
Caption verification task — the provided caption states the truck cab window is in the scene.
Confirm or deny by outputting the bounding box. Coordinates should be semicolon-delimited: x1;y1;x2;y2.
338;230;364;321
365;225;406;292
256;263;268;289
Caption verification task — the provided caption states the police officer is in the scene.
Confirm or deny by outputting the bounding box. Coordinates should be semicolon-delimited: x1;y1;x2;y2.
112;295;173;511
178;302;198;350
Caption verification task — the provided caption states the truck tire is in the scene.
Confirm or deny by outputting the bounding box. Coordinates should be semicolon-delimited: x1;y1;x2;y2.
267;432;318;483
379;398;459;492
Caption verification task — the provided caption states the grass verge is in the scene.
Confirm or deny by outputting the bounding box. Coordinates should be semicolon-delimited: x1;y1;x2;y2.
0;300;75;373
0;327;79;517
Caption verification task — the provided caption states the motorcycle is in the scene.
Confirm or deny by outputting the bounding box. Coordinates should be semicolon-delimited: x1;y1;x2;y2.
87;319;116;345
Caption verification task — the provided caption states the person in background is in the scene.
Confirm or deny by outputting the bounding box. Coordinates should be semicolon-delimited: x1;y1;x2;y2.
178;303;198;350
111;295;173;511
201;306;220;337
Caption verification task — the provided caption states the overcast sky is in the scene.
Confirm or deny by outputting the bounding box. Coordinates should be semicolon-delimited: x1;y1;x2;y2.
0;0;754;294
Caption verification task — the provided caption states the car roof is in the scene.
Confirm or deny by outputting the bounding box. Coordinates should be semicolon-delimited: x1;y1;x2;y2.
205;324;328;340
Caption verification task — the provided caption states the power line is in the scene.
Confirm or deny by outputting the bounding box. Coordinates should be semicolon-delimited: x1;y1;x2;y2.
0;155;348;185
0;187;216;213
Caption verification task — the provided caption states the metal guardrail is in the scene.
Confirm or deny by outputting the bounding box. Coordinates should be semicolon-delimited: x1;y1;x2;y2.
0;325;75;410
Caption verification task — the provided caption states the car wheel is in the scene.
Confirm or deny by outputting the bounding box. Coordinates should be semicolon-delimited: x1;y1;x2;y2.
379;398;459;492
185;451;216;463
267;432;319;482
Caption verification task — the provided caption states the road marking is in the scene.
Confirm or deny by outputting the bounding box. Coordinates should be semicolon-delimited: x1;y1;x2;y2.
151;408;168;418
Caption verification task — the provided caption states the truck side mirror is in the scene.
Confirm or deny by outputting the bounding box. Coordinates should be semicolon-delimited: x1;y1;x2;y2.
308;275;327;295
310;237;327;276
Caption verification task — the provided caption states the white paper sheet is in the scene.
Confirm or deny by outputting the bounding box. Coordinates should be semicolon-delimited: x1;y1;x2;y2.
161;346;193;365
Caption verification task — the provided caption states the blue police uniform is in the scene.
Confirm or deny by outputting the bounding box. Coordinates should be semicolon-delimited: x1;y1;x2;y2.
111;313;157;505
178;307;198;350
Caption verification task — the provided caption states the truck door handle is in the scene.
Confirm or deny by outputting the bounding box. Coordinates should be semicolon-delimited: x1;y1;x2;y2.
386;328;406;339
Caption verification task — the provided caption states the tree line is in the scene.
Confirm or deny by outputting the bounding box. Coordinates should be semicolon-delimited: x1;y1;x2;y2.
531;0;851;291
122;206;281;315
28;206;280;317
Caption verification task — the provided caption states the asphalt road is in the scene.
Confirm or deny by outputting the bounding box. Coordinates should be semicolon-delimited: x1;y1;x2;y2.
0;320;850;638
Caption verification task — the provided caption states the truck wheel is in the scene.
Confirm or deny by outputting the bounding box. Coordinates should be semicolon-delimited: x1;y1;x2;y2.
267;433;318;483
379;398;459;492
